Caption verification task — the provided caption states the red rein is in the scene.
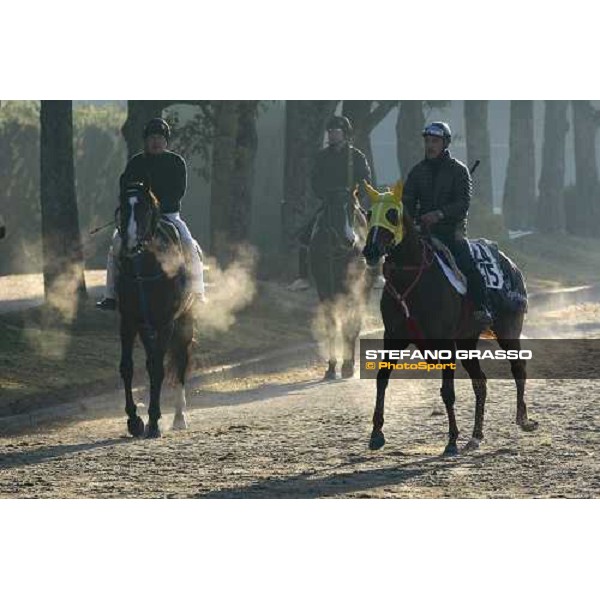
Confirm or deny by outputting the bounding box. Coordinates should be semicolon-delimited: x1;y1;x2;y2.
382;239;435;341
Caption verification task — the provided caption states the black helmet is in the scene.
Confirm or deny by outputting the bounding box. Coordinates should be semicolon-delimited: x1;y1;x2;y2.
326;115;353;138
422;121;452;146
143;117;170;143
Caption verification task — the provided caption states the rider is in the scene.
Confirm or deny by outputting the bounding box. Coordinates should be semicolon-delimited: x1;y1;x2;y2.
402;121;492;327
96;117;205;310
288;115;372;292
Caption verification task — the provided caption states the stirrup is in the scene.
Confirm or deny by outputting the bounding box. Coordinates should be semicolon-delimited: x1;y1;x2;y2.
473;308;492;327
96;297;117;311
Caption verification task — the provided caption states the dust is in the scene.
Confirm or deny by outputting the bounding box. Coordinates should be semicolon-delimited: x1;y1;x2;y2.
194;244;257;333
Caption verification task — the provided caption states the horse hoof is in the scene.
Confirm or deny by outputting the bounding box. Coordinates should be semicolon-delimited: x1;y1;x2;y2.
145;422;162;439
127;416;145;438
341;362;354;379
518;418;539;432
369;430;385;451
431;408;444;417
463;437;482;452
443;443;459;457
323;368;337;381
172;413;188;431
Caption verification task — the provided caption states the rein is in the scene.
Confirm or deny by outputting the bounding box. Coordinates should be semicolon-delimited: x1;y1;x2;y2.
382;237;435;340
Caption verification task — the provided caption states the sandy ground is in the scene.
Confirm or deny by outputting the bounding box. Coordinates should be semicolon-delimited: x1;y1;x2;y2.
0;359;598;498
0;270;105;313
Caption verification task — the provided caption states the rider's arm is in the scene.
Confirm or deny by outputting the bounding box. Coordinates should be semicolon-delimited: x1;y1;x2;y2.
402;167;419;221
119;153;145;192
171;153;187;204
440;164;472;221
311;151;326;199
354;150;372;209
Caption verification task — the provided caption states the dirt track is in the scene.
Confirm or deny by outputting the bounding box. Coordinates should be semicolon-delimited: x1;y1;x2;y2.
1;360;598;498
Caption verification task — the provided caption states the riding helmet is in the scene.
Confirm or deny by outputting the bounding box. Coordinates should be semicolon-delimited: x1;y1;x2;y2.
422;121;452;147
326;115;353;139
143;117;171;143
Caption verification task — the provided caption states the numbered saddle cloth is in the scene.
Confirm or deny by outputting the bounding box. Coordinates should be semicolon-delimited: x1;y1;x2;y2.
431;237;528;313
469;238;528;313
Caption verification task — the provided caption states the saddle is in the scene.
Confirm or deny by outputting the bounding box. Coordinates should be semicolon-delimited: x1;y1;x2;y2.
430;236;528;313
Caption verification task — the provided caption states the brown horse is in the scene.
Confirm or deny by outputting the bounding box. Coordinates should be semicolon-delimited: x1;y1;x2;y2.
361;182;537;455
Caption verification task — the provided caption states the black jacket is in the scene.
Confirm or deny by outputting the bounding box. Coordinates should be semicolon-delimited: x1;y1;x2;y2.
120;150;187;214
311;144;372;206
402;150;472;239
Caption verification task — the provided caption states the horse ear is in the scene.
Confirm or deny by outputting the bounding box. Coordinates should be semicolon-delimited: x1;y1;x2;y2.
392;179;404;203
364;180;380;203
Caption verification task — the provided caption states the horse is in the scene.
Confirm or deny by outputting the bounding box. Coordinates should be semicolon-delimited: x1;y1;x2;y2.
116;181;194;438
0;214;5;239
308;187;375;379
361;181;538;456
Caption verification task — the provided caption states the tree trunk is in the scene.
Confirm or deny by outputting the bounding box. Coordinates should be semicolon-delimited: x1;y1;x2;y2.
210;101;259;266
40;101;87;309
396;101;424;180
342;100;396;186
503;101;536;230
342;101;376;183
464;100;493;210
281;100;337;260
121;101;168;158
537;101;568;233
571;100;600;236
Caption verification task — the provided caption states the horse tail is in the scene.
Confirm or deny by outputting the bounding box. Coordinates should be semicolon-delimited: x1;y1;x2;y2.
165;306;194;385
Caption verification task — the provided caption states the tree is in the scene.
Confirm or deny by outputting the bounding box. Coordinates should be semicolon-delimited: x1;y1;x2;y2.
39;101;87;310
503;101;536;230
341;101;396;184
570;101;600;236
537;101;568;233
121;101;168;158
464;101;494;210
210;101;259;266
396;101;424;180
281;100;337;263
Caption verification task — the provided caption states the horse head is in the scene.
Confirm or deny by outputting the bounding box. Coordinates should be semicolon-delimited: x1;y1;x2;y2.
120;181;160;253
362;180;406;267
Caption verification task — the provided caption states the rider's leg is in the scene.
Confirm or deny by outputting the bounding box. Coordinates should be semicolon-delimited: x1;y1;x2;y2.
448;236;491;324
97;230;120;310
163;213;205;299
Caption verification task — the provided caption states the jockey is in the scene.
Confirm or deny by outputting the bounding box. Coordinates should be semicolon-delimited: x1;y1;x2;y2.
96;117;205;310
402;121;492;327
288;115;373;292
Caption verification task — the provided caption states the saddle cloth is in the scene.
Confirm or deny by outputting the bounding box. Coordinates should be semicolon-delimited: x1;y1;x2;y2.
430;236;528;313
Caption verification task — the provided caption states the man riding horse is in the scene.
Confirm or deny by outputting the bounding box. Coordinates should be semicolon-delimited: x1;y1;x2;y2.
97;117;205;310
403;121;492;328
288;115;372;292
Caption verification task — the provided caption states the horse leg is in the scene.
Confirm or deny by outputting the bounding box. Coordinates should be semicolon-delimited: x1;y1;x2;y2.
172;315;193;431
440;356;460;456
323;302;337;380
141;325;171;438
497;335;538;432
341;303;361;378
369;337;406;450
457;339;488;451
120;320;144;437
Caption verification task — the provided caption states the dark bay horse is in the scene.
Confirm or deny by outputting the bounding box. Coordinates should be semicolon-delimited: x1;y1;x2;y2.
308;187;374;379
361;181;538;455
117;182;194;438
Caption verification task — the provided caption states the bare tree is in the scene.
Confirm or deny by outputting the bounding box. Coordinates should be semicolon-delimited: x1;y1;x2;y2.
503;101;536;230
40;100;87;307
537;101;568;233
396;101;424;180
464;101;493;209
210;101;259;265
570;100;600;236
342;101;396;184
